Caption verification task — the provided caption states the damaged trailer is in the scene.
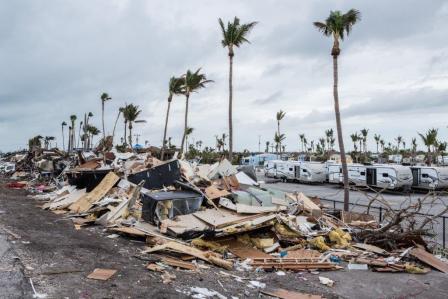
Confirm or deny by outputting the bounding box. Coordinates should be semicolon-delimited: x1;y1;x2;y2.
410;166;448;190
294;161;327;184
365;164;413;191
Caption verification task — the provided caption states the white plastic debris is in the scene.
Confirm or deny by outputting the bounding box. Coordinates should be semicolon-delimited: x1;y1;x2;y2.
276;271;286;276
247;281;266;289
347;263;368;270
234;259;253;272
190;287;227;299
30;278;47;298
319;276;334;287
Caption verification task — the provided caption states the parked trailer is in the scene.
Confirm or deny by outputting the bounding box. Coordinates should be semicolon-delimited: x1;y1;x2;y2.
295;161;327;183
264;160;296;180
410;166;448;190
326;163;367;186
365;164;413;190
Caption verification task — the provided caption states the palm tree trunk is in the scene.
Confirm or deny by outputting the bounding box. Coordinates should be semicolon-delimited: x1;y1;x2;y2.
112;111;121;145
62;127;65;151
333;54;350;211
161;97;172;160
228;53;234;162
102;101;105;140
180;94;189;154
128;123;133;149
123;121;127;145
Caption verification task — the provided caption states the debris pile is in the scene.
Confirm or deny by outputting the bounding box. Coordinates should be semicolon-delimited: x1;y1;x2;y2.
3;150;448;289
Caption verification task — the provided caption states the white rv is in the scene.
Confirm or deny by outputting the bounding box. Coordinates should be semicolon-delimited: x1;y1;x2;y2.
410;166;448;190
326;163;366;186
264;160;295;180
295;161;327;183
0;162;15;174
365;164;413;190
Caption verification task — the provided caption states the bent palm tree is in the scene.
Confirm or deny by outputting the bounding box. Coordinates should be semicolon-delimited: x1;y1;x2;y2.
219;17;257;161
100;92;111;139
314;9;361;211
161;76;184;160
276;110;286;152
180;69;213;154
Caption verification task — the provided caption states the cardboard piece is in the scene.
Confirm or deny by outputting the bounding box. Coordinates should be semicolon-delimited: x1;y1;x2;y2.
204;186;230;200
261;288;323;299
87;268;117;280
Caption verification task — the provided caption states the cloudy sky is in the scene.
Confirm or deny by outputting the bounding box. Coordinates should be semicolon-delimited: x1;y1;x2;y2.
1;0;447;153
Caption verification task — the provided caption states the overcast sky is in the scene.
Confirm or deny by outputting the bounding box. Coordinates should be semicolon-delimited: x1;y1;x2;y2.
1;0;447;153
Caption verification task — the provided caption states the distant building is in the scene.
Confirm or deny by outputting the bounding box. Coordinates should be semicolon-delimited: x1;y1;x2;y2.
240;153;279;166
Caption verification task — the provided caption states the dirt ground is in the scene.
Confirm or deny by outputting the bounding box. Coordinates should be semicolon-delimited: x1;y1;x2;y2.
1;179;448;299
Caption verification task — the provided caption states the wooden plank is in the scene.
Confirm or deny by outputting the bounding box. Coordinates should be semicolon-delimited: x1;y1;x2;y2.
87;268;117;280
162;257;197;270
69;172;119;213
410;247;448;273
111;226;147;237
204;186;230;200
236;203;286;214
230;246;271;259
143;241;233;270
193;208;258;229
50;188;86;210
261;288;323;299
353;243;387;255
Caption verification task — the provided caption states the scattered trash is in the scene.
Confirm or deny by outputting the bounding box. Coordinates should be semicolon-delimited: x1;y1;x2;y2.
248;280;266;289
318;276;334;287
190;287;227;299
29;278;47;299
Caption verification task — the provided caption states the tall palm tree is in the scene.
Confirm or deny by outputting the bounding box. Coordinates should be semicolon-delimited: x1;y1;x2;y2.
350;133;359;152
314;9;361;211
374;134;381;153
100;92;111;139
380;139;385;153
265;141;270;153
276;110;286;152
161;76;184;160
274;132;285;154
69;115;77;152
219;17;257;161
419;128;438;165
123;104;146;149
299;134;305;152
86;125;100;149
360;128;368;153
77;121;83;148
61;121;67;151
395;135;402;153
185;127;194;151
180;68;213;154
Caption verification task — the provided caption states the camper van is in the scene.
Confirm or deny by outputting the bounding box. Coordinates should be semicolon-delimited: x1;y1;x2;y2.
410;166;448;190
365;164;413;190
294;161;327;183
0;162;15;174
326;163;366;186
264;160;295;180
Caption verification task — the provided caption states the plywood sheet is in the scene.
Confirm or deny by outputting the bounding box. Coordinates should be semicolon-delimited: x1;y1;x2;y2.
69;172;119;213
193;208;257;229
87;268;117;280
410;247;448;273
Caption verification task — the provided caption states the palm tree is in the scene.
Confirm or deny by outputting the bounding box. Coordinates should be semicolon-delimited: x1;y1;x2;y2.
100;92;111;139
77;121;83;148
380;139;385;153
374;134;381;153
44;136;55;150
69;115;77;152
419;128;438;165
180;68;213;154
265;141;270;153
304;138;308;152
123;104;146;149
325;129;334;151
319;137;326;153
61;121;67;151
360;128;368;153
350;133;359;152
395;135;402;153
161;76;184;160
314;9;361;211
274;132;285;155
299;134;305;152
112;107;124;144
185;127;194;151
219;17;257;161
86;125;100;149
276;110;286;152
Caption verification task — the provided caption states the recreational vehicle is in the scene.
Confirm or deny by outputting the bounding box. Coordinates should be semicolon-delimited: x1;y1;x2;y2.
365;164;413;190
264;160;295;180
294;161;327;183
326;163;366;186
410;166;448;190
